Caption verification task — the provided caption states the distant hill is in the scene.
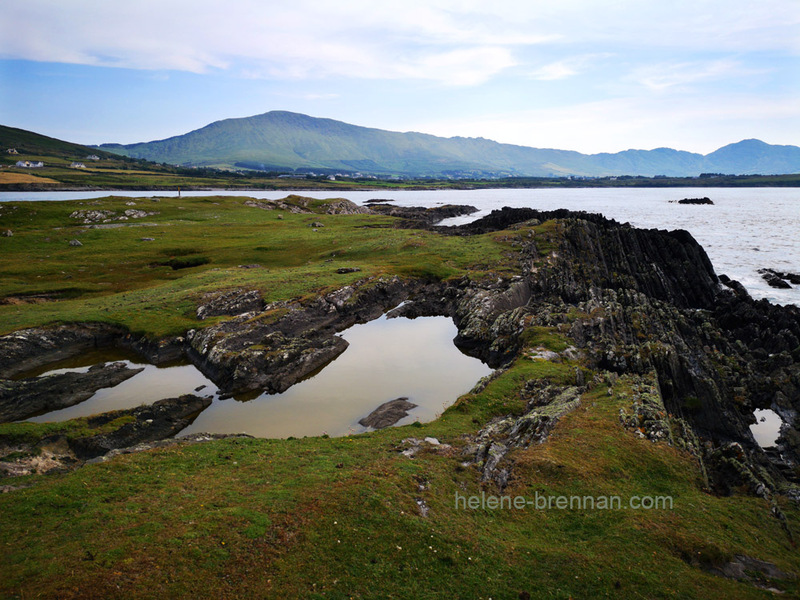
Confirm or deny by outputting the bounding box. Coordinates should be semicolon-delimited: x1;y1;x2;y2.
0;125;118;161
77;112;800;177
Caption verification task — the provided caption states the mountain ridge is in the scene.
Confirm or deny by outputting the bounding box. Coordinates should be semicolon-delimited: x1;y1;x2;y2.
91;110;800;177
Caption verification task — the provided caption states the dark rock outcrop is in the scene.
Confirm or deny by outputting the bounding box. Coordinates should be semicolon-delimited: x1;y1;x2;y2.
0;323;184;379
369;203;478;227
759;268;800;289
359;398;418;429
67;394;212;459
186;276;419;395
677;197;714;205
0;362;144;423
0;323;127;378
0;396;220;477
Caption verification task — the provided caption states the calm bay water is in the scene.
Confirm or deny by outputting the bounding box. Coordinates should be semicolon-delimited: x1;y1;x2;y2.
2;187;798;304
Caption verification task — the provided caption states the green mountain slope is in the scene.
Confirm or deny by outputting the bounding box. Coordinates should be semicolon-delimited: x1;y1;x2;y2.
94;111;799;177
0;125;117;161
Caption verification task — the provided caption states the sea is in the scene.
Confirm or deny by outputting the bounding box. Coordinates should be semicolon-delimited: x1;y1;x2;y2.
2;187;798;305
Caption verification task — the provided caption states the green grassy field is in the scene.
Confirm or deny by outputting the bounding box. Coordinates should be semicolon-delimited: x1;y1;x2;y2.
0;195;510;337
1;196;798;599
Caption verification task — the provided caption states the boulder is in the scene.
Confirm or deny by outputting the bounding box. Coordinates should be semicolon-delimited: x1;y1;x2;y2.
359;398;418;429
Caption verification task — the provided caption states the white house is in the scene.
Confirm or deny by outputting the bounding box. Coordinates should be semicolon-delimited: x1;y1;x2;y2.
71;162;87;169
16;160;44;168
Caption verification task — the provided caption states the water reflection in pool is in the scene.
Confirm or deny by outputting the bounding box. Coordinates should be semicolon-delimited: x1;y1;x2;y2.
27;315;492;439
750;408;783;448
180;314;492;438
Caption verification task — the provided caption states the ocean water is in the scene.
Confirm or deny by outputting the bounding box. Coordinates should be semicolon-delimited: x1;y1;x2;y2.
2;187;798;304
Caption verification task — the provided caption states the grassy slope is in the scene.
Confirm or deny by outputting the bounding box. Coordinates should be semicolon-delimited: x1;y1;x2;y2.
0;197;798;598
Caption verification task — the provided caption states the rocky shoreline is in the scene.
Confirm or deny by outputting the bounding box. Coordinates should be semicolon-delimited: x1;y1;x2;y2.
0;394;215;478
1;204;799;506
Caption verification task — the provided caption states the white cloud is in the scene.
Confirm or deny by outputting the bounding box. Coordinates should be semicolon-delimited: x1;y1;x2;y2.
528;54;612;81
409;94;800;154
4;0;796;84
0;0;542;85
631;59;768;92
529;61;577;81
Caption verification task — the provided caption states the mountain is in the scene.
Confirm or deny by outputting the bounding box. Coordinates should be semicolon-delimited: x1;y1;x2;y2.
96;111;800;178
0;125;119;161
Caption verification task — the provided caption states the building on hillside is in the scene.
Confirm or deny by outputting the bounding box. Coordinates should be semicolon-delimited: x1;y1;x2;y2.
70;162;87;169
86;155;101;161
6;148;19;154
15;160;44;168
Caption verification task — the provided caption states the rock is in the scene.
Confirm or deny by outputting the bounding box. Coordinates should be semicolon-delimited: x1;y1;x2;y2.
67;394;213;459
311;221;325;228
466;384;583;487
196;289;264;320
708;554;795;583
369;204;478;227
528;347;561;362
140;237;155;242
70;209;116;223
0;362;144;422
124;209;157;219
336;267;362;274
2;230;11;237
186;276;413;395
677;197;714;205
238;264;262;269
398;436;451;458
759;268;799;288
359;398;418;429
247;196;369;215
0;323;182;379
69;208;158;223
68;239;83;247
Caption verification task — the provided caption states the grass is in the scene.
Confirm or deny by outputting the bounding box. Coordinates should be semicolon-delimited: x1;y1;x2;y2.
1;364;797;598
1;195;798;598
0;195;510;336
0;171;61;185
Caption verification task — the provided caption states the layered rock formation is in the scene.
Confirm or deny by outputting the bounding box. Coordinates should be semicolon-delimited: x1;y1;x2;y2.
1;205;797;503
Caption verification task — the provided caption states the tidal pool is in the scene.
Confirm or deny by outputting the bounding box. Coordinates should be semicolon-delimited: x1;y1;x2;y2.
27;315;492;438
180;314;492;438
750;408;783;448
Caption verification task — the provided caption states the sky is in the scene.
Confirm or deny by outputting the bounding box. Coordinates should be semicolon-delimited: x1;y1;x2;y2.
0;0;798;154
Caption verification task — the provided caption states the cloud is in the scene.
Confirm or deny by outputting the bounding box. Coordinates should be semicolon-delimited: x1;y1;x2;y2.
528;54;612;81
631;59;768;92
5;0;794;86
409;94;800;154
0;0;543;86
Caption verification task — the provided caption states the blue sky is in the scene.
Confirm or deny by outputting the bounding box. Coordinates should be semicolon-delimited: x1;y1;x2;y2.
1;0;798;154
